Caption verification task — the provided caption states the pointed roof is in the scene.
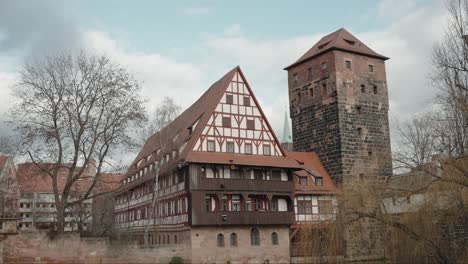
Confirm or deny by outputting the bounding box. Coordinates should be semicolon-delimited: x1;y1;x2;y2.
281;109;292;144
126;66;303;187
285;28;389;70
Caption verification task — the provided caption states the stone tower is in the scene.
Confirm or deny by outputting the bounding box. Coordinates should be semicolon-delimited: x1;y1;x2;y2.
284;28;392;184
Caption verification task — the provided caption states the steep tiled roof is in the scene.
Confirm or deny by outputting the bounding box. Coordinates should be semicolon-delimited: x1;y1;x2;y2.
285;28;388;70
16;162;123;194
128;66;302;182
287;151;337;194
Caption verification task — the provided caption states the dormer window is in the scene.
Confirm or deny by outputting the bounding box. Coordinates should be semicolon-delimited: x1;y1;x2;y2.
315;177;323;186
299;176;307;186
344;39;356;45
318;41;330;49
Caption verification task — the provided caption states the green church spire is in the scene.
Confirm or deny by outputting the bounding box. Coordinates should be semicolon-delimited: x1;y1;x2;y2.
282;108;293;144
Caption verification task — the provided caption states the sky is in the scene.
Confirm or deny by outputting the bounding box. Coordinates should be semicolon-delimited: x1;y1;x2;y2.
0;0;447;156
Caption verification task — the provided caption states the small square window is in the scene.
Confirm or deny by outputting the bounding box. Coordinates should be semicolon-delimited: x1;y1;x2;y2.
321;62;328;70
307;68;313;80
356;106;362;114
222;116;231;127
247;119;255;130
357;127;363;136
245;143;252;154
226;94;233;104
207;140;215;152
263;145;271;156
368;65;374;73
361;84;366;93
299;176;307;186
315;177;323;186
243;96;250;106
345;60;351;69
227;142;235;153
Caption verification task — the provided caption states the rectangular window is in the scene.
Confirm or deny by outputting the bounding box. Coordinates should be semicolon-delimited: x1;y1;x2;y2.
315;177;323;186
361;84;366;93
299;176;307;186
222;199;229;211
254;199;263;211
271;170;281;181
307;68;313;80
246;119;255;130
226;94;233;104
322;83;327;95
254;169;264;180
271;199;277;211
231;169;242;179
357;127;363;136
345;60;351;69
356;105;362;114
305;202;312;214
263;145;271;156
321;62;327;70
222;116;231;127
243;96;250;106
245;143;252;154
205;196;212;212
207;140;215;152
227;142;235;153
368;65;374;73
297;201;305;214
373;85;378;94
246;199;252;211
310;87;314;98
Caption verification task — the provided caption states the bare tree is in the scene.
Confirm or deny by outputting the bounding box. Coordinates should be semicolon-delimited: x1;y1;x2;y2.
432;0;468;157
9;52;146;233
138;97;181;147
393;115;437;170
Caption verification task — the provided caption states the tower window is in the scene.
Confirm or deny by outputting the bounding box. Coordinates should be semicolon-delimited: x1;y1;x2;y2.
356;106;362;114
368;65;374;73
368;151;373;157
345;60;351;69
361;84;366;93
226;94;233;104
243;96;250;106
322;83;327;95
307;68;313;80
321;62;328;70
293;73;298;86
310;87;314;97
373;85;378;94
271;232;279;245
222;116;231;127
357;127;363;136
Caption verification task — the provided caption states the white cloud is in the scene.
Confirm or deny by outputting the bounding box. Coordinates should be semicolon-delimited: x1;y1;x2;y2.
183;7;211;16
82;31;205;115
202;1;447;141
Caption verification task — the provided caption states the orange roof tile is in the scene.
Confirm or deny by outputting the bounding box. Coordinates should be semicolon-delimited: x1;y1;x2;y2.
287;151;337;194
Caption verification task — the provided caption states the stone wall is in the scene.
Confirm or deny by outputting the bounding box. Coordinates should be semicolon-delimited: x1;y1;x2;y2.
0;231;191;264
191;226;290;264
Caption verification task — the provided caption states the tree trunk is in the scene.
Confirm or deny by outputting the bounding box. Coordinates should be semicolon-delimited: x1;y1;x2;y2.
56;203;66;233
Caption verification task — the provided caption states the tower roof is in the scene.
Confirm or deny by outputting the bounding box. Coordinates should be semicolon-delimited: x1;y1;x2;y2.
281;109;293;144
285;28;389;70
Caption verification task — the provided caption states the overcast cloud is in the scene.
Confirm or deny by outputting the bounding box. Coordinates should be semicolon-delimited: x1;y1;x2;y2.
0;0;449;160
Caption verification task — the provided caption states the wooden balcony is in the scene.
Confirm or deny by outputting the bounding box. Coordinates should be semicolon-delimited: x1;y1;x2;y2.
191;178;294;193
191;210;294;226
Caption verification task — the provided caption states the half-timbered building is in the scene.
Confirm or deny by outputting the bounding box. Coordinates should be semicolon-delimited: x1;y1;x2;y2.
114;66;303;263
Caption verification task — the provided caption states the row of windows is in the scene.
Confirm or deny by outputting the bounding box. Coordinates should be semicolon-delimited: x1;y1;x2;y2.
220;116;256;129
115;198;187;223
225;94;250;106
298;176;323;186
207;140;271;155
201;165;283;181
293;60;375;85
216;229;278;247
296;200;333;215
205;195;286;212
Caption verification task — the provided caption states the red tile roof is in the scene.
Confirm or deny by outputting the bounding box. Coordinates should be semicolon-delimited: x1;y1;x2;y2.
16;162;124;195
127;66;302;183
285;28;388;70
287;151;337;194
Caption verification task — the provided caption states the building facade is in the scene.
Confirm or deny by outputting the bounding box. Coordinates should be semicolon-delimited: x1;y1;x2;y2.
114;67;303;263
285;28;392;184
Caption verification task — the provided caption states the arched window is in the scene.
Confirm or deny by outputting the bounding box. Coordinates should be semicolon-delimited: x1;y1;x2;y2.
251;228;260;246
174;235;178;244
271;232;279;245
167;234;170;244
217;234;225;247
162;235;165;244
230;233;238;247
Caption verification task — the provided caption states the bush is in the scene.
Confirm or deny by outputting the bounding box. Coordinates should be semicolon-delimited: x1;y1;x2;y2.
170;256;184;264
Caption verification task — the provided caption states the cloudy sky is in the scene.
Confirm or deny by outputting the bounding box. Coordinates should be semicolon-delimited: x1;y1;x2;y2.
0;0;446;153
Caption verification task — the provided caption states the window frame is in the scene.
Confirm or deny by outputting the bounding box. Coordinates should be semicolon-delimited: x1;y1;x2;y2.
222;116;231;128
207;140;215;152
226;94;234;104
